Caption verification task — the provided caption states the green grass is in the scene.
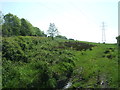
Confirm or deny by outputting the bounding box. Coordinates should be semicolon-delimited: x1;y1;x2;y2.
71;44;118;88
2;36;118;88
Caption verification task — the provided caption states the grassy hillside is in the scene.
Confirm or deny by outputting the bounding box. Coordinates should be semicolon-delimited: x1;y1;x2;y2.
2;36;118;89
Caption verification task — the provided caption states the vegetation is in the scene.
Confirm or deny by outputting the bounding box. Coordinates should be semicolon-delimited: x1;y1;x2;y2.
55;35;67;40
2;13;119;89
2;36;75;88
47;23;59;40
2;13;46;37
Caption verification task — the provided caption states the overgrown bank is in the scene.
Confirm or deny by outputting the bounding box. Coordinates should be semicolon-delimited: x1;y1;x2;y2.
2;36;118;88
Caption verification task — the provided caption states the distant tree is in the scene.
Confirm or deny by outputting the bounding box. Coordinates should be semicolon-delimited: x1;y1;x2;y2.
2;13;47;37
2;13;21;36
69;38;74;40
117;35;120;47
32;27;41;36
0;11;3;36
33;27;46;36
20;18;33;36
0;11;3;25
47;23;59;40
56;35;67;39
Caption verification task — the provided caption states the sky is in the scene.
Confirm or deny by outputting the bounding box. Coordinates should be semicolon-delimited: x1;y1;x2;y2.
0;0;119;43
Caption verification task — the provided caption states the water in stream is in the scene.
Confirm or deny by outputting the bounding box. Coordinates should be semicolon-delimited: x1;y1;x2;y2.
63;82;72;89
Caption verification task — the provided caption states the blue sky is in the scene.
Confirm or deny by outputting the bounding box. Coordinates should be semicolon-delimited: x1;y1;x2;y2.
0;0;119;43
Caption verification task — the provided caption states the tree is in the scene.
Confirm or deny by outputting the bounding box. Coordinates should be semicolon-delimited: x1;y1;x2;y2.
2;13;21;36
2;13;47;37
20;18;33;36
117;35;120;48
32;27;46;36
56;35;67;39
0;11;3;36
0;11;3;25
47;23;59;40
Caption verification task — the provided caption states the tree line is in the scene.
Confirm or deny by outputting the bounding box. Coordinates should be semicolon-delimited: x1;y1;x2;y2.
1;13;46;37
0;12;68;40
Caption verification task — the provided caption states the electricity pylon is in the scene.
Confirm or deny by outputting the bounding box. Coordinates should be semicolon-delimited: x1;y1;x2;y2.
101;22;106;43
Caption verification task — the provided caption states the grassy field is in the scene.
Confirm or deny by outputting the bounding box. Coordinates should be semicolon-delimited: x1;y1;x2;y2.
2;36;118;89
71;43;118;88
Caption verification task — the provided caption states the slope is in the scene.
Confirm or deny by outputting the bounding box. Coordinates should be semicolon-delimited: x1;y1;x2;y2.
71;43;118;88
2;36;118;89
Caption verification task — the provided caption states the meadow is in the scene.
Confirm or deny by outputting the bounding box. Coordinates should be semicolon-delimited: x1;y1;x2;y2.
2;36;118;89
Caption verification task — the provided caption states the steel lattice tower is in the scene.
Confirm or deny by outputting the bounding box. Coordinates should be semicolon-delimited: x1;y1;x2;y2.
102;22;106;43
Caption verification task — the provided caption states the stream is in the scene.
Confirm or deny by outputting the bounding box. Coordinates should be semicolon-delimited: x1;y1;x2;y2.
63;82;72;89
63;77;73;89
63;74;108;89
